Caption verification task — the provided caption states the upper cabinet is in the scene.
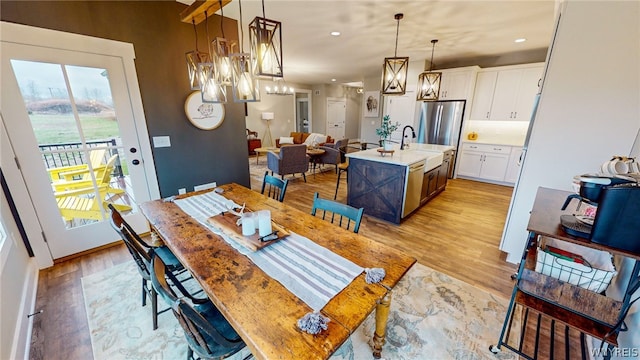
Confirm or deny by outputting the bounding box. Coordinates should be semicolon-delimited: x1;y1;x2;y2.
437;66;479;100
469;64;544;121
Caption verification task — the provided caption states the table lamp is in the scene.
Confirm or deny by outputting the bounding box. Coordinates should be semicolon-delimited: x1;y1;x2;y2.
262;112;274;146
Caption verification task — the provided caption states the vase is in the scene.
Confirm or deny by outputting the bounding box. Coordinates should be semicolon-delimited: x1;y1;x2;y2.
383;140;393;151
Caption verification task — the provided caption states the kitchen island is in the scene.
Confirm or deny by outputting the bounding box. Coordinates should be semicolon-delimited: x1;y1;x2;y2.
346;144;454;224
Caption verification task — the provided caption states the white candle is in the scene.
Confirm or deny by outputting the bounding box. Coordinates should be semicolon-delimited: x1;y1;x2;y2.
258;210;272;237
241;212;256;236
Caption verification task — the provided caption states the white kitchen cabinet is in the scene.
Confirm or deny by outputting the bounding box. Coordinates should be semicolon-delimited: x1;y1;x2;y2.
438;67;478;100
469;64;543;121
469;71;497;120
504;146;523;183
457;143;511;182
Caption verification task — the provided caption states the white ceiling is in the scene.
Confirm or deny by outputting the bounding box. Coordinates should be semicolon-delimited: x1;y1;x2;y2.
181;0;558;86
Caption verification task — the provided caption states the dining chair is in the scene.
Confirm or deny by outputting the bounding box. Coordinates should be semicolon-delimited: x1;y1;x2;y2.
311;192;364;233
149;253;247;360
107;203;194;330
261;171;288;202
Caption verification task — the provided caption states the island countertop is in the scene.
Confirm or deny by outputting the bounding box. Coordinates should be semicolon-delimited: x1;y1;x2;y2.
346;144;451;170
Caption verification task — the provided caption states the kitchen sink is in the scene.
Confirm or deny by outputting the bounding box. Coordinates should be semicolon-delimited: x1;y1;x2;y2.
412;149;443;172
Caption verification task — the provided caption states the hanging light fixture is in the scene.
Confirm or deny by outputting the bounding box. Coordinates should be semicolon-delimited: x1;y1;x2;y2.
185;19;210;90
211;0;234;87
265;78;294;95
249;0;283;78
417;39;442;101
381;13;409;96
200;10;227;103
231;0;260;102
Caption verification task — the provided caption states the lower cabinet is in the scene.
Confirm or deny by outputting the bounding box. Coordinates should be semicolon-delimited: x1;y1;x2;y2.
437;150;454;190
420;167;439;205
457;143;512;183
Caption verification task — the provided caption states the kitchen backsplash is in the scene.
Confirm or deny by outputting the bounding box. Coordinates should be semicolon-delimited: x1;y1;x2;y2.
462;120;529;146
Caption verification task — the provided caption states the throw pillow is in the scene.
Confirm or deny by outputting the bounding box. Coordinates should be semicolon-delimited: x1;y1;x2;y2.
279;136;294;145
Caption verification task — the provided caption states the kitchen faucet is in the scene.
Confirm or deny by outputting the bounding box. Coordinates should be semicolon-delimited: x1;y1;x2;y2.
400;125;416;150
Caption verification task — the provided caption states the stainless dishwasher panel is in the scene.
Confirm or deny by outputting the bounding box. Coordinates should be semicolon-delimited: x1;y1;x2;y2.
403;161;425;218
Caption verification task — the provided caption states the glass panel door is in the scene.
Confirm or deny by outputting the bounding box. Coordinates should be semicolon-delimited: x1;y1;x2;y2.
1;40;155;259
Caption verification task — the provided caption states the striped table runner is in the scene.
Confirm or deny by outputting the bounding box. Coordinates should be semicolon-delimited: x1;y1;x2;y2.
173;191;363;311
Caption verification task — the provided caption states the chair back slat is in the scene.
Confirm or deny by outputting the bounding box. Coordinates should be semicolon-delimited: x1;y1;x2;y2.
149;254;245;357
311;192;364;233
108;203;152;278
261;171;288;202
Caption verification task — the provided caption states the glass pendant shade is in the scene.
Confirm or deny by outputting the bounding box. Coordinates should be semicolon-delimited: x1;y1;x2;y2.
416;71;442;101
249;17;283;78
231;53;260;102
199;62;227;103
212;37;234;86
186;50;210;90
381;56;409;95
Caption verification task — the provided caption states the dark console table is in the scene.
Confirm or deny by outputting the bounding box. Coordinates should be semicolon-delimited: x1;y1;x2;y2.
490;187;640;359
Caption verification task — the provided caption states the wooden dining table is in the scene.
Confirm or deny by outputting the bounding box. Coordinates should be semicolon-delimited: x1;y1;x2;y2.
139;183;416;360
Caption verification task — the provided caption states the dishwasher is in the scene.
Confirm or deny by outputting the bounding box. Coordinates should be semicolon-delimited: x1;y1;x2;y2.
402;161;425;217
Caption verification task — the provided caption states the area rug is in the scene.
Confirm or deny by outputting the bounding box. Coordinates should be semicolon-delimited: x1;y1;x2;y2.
82;261;516;360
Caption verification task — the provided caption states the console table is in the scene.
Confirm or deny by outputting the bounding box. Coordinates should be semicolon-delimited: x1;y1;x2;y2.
490;187;640;359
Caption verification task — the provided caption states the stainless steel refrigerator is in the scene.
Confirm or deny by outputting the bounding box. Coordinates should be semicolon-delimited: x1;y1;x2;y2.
416;100;466;147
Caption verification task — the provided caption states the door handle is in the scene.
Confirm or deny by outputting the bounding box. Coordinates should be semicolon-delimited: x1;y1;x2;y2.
486;112;490;119
130;147;137;153
132;159;140;165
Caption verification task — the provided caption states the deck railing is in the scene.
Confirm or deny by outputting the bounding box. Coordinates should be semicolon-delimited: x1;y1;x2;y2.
38;139;123;177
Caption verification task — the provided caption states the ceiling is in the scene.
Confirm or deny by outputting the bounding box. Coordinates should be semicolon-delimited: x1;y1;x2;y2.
180;0;558;86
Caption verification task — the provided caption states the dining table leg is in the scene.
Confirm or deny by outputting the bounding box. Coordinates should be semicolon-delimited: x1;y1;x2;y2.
372;290;392;358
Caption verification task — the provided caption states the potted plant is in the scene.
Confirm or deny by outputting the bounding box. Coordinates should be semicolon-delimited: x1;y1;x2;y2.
375;115;400;151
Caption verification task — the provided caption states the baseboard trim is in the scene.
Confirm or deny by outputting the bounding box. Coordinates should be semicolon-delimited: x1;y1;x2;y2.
52;233;149;264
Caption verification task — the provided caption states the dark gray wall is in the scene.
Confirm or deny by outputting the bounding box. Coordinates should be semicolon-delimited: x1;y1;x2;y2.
1;1;250;197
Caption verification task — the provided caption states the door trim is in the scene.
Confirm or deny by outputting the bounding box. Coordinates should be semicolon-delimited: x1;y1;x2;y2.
0;22;159;267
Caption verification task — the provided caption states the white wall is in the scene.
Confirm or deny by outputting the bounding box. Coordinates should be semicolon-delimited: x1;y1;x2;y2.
502;0;639;352
0;192;38;360
502;0;640;261
246;80;311;147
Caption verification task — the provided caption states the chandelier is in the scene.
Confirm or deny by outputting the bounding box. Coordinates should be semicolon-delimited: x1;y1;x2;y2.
381;13;409;96
416;39;442;101
249;0;283;78
265;78;293;95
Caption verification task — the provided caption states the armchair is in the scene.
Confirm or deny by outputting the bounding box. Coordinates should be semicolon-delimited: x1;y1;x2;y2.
267;144;309;182
318;138;349;173
52;154;123;195
47;149;107;182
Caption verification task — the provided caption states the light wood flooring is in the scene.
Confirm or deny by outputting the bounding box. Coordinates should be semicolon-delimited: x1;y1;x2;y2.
29;157;518;359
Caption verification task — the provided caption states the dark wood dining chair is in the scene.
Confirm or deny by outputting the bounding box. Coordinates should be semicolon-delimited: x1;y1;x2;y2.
107;203;197;330
311;192;364;233
261;171;288;202
149;253;247;360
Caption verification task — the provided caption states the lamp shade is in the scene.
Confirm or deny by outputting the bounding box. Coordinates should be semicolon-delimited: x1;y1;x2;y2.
261;112;274;121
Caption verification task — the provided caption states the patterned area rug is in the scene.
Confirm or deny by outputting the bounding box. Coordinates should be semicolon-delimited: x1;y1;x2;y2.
82;261;516;360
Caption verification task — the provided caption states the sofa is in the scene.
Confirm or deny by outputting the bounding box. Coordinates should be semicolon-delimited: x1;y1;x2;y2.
275;132;334;148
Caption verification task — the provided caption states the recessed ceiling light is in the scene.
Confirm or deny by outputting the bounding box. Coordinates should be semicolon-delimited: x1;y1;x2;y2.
330;31;341;36
331;78;337;82
515;38;527;43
